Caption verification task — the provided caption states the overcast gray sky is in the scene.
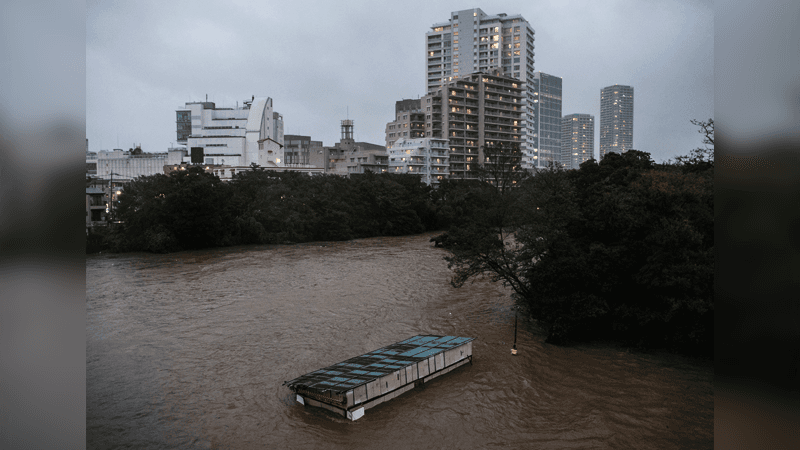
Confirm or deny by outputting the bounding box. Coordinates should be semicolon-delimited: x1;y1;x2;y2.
86;0;712;163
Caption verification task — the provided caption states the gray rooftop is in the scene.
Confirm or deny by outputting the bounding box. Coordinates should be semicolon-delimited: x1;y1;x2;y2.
284;335;474;394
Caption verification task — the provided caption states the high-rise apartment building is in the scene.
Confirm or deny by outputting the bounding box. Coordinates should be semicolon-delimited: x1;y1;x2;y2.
422;69;523;180
599;85;634;158
426;8;536;168
561;114;594;169
385;99;426;149
530;72;562;169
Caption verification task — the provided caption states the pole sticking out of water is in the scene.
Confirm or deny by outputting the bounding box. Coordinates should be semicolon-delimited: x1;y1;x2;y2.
512;307;518;355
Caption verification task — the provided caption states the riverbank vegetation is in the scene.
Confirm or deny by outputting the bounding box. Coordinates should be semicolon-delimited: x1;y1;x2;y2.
95;170;446;253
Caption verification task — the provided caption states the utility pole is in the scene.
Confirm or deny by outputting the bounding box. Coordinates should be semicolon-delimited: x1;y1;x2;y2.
108;170;113;223
107;172;123;223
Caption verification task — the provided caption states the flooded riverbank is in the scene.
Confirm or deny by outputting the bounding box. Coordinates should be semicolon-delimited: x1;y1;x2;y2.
87;233;713;449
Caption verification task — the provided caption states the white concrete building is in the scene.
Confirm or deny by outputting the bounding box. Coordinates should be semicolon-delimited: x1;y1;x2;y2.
94;148;186;181
388;138;449;185
176;96;284;167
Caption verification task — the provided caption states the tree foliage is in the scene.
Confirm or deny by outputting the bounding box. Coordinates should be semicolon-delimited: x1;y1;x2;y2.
441;133;714;354
105;168;439;253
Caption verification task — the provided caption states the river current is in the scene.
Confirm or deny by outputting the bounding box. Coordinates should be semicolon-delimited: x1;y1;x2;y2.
86;233;713;449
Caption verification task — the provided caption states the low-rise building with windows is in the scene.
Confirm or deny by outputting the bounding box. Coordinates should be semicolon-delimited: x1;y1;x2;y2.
321;120;388;175
94;148;186;180
388;138;449;185
85;187;108;228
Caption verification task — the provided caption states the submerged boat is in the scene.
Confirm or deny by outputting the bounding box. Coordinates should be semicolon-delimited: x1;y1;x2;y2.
283;335;474;420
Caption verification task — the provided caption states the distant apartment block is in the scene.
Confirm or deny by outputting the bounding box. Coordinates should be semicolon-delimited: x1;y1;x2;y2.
345;151;389;175
385;99;426;149
323;120;388;175
85;186;108;227
176;96;285;167
599;85;634;158
388;138;450;185
426;8;536;166
561;114;595;169
423;69;523;180
284;135;324;166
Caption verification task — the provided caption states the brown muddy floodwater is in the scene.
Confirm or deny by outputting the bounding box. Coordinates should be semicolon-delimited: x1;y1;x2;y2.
87;233;713;449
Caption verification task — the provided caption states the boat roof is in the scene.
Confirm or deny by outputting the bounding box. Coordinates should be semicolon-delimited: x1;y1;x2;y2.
284;335;475;394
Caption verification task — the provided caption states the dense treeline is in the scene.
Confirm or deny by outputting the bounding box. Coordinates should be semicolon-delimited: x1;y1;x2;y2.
442;142;714;355
99;170;448;253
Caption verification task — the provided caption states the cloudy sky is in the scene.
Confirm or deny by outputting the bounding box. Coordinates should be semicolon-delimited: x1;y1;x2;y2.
87;0;713;163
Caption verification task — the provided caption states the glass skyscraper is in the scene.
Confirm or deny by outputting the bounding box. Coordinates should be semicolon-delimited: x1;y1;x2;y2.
530;72;562;169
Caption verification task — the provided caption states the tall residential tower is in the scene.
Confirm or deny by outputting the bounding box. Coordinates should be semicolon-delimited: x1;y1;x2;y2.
426;8;537;168
561;113;594;169
422;69;523;180
599;85;633;158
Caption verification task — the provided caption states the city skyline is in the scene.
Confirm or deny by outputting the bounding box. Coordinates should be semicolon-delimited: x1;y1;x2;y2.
87;1;713;164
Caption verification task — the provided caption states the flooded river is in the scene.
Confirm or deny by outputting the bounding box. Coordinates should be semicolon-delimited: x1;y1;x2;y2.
87;233;713;449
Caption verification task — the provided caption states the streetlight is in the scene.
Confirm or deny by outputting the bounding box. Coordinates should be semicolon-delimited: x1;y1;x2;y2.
107;171;125;222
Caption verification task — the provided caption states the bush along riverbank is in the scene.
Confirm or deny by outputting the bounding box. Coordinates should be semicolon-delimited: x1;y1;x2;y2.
90;169;457;254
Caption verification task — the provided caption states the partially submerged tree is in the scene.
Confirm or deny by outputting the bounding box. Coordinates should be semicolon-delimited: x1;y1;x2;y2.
441;141;714;353
444;142;535;302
